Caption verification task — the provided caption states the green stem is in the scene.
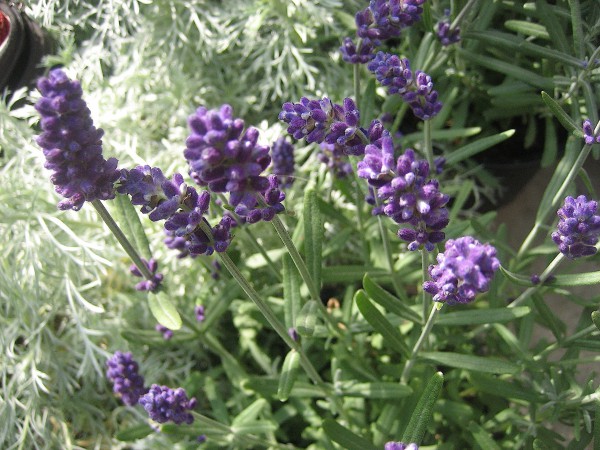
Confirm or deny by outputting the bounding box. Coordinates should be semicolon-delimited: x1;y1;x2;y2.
536;324;597;360
190;412;296;449
91;200;154;281
509;253;565;309
401;303;441;383
450;0;479;30
353;62;361;111
268;214;343;336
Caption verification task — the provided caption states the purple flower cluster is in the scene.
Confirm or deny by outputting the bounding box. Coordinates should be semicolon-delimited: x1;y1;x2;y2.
271;136;295;186
139;384;197;425
583;119;600;145
118;165;232;257
436;19;461;46
130;258;163;292
551;195;600;259
184;105;285;222
357;0;426;41
423;236;500;305
385;443;418;450
35;69;119;211
358;142;449;251
279;97;367;156
368;53;442;120
340;37;376;64
106;352;147;406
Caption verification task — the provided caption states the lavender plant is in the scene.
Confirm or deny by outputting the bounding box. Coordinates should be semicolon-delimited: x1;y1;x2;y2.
3;0;600;449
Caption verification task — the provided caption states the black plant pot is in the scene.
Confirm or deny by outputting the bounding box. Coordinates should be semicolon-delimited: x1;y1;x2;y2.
0;2;53;94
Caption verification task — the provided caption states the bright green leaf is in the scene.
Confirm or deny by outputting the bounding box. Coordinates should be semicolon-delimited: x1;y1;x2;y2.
278;350;301;402
322;419;378;450
402;372;444;444
436;307;531;326
446;130;515;165
419;352;520;374
108;193;152;260
304;189;323;291
148;292;182;330
362;274;421;323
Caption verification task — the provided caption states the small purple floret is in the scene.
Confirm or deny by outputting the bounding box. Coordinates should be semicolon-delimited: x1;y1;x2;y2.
583;119;600;145
271;136;295;186
106;352;147;406
436;19;461;46
340;37;376;64
551;195;600;259
195;305;205;322
35;69;119;210
139;384;197;425
423;236;500;305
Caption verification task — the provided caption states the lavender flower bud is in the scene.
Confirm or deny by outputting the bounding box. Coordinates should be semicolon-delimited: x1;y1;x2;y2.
583;119;600;145
195;305;205;322
436;19;461;46
423;236;500;305
551;195;600;259
155;324;173;340
139;384;197;425
129;258;163;292
106;351;147;406
367;53;443;120
35;69;119;211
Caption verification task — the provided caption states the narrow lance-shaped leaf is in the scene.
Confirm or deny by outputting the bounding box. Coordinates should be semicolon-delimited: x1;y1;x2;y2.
468;422;502;450
283;254;302;330
304;189;323;292
541;91;583;137
436;307;531;326
355;290;410;358
322;419;378;450
591;311;600;332
278;350;301;402
148;292;182;330
109;193;152;260
231;399;268;427
401;371;444;444
419;352;520;374
445;130;515;165
362;273;421;323
546;271;600;287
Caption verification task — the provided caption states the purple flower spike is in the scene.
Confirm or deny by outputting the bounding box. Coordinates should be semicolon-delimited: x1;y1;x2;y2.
35;69;119;211
367;53;442;120
423;236;500;305
340;36;376;64
271;136;295;186
551;195;600;259
359;144;449;251
583;119;600;145
279;97;368;155
130;258;163;292
384;442;418;450
106;352;147;406
357;1;426;41
139;384;197;425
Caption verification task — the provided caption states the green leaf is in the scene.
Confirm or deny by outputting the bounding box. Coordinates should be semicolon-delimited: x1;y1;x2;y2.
541;91;583;136
304;189;323;291
470;372;542;403
243;377;324;398
355;290;410;357
547;271;600;287
401;372;444;444
115;424;154;441
323;265;388;283
296;300;320;337
499;265;535;286
504;20;550;39
362;274;421;323
278;350;301;401
445;130;515;165
283;254;302;330
336;381;412;399
469;422;502;450
436;307;531;325
592;310;600;332
231;421;277;436
231;399;268;427
419;352;520;374
457;48;554;90
108;193;152;260
322;419;378;450
542;116;558;167
148;291;182;330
